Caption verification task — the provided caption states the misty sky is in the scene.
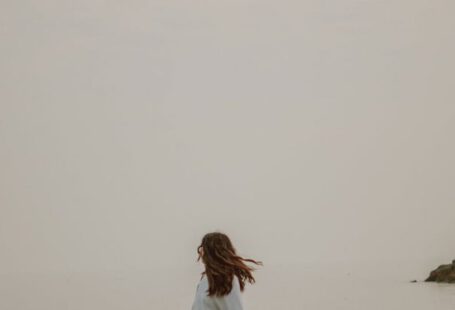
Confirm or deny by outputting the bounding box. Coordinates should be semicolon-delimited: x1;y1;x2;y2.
1;0;454;274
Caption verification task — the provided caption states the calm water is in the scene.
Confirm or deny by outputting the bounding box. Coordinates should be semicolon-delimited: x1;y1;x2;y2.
1;262;454;309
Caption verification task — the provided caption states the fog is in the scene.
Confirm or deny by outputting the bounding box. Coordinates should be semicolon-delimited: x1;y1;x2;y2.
1;1;455;308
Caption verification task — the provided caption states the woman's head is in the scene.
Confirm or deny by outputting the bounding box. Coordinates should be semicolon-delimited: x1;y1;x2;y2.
196;232;262;296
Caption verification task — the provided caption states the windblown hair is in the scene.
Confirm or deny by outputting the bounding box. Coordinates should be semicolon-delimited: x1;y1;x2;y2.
197;232;263;297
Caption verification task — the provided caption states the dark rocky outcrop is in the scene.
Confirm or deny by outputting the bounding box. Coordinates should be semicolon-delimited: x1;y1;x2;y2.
425;260;455;283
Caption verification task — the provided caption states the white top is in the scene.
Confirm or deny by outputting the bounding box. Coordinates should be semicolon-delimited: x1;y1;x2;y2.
191;275;244;310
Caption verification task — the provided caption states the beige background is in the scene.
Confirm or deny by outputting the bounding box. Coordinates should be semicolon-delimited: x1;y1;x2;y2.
1;1;455;309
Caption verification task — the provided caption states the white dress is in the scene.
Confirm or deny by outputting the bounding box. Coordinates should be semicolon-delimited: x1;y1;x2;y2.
191;275;244;310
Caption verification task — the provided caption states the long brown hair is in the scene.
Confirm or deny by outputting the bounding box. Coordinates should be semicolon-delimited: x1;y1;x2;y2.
197;232;263;297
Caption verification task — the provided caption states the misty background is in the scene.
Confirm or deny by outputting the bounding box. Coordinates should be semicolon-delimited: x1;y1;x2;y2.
1;1;455;309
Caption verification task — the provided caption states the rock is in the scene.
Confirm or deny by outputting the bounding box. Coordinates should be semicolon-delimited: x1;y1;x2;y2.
425;260;455;283
410;280;418;283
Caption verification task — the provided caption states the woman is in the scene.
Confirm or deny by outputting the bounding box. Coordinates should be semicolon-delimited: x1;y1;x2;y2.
191;232;262;310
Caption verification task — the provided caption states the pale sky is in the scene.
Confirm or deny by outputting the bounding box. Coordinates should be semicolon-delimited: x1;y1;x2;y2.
1;0;454;274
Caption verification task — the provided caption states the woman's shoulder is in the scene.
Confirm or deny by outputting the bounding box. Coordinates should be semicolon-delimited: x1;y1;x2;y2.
197;274;240;293
231;275;241;290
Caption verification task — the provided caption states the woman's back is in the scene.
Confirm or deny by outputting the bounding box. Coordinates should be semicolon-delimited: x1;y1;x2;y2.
191;232;261;310
192;275;243;310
